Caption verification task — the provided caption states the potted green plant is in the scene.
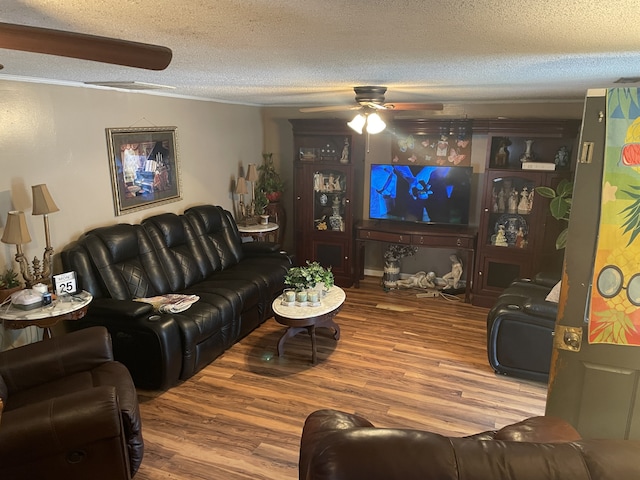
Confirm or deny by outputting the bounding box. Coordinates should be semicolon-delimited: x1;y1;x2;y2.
0;268;22;303
257;153;285;202
535;179;573;249
284;261;334;292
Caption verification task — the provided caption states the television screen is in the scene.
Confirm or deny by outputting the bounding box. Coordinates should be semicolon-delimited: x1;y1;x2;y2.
370;164;472;225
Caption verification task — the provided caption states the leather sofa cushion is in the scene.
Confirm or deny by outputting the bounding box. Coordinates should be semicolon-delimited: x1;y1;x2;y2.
494;416;581;442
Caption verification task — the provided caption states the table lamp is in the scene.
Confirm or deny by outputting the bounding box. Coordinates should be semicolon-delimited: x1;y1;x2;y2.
1;210;33;287
235;176;248;222
246;163;258;216
31;184;59;284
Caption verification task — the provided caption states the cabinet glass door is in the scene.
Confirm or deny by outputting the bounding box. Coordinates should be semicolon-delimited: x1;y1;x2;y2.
312;169;347;232
486;175;537;249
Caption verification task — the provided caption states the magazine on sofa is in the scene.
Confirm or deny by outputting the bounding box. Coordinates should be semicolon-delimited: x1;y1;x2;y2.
134;294;199;313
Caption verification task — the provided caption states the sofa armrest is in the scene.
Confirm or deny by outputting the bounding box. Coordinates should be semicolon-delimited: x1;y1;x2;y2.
522;299;558;320
0;327;113;393
0;385;131;479
89;297;154;319
533;271;562;288
242;241;282;254
65;314;183;390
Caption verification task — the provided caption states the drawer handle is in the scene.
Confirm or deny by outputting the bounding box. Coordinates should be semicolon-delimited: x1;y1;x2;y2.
456;238;462;246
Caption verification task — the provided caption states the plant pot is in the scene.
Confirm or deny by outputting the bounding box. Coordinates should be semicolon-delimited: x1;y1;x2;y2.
266;191;282;202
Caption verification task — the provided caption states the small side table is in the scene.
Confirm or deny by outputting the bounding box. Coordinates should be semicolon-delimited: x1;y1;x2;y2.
0;291;93;339
272;286;345;363
238;222;279;242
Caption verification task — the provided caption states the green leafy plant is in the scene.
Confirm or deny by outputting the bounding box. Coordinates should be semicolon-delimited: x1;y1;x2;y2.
284;261;334;291
257;153;285;202
535;179;573;249
0;268;20;289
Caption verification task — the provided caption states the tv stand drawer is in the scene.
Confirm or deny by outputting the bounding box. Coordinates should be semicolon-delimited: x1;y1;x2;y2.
358;230;410;244
412;234;473;248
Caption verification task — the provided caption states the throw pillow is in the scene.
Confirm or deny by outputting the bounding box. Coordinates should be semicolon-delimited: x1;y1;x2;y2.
545;280;562;303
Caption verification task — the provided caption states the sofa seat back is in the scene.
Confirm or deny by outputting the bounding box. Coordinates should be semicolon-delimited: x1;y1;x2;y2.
80;223;171;300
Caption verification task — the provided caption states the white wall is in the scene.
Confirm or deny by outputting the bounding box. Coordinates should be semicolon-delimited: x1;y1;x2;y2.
0;79;263;349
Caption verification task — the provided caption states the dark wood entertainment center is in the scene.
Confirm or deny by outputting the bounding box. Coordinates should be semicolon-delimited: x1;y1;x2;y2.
354;220;477;302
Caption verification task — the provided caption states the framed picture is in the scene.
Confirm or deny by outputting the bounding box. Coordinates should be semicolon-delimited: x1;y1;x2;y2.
106;126;182;216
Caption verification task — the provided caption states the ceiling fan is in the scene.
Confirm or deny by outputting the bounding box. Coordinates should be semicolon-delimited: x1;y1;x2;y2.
0;21;172;70
299;86;443;113
300;86;443;134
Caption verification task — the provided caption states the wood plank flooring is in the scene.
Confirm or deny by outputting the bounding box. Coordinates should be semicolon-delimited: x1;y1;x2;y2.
135;276;547;480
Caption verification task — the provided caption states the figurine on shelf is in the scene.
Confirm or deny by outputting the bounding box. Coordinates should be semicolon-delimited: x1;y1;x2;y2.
492;188;499;212
340;137;350;164
517;187;530;214
555;146;570;169
515;227;526;248
494;225;508;247
497;188;506;213
508;188;518;213
494;137;511;166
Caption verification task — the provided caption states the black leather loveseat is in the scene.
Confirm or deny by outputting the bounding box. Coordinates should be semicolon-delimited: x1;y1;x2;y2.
61;205;291;390
486;272;560;382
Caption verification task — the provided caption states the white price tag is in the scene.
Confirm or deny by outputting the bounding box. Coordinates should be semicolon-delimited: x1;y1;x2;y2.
53;271;78;295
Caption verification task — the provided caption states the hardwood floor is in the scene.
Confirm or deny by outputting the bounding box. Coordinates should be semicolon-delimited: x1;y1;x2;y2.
135;277;547;480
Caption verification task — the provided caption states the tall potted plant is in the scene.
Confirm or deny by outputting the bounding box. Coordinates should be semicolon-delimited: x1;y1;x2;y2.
258;153;286;241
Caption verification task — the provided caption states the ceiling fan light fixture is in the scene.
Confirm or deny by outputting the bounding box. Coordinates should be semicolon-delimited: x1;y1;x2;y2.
366;112;386;134
347;113;366;134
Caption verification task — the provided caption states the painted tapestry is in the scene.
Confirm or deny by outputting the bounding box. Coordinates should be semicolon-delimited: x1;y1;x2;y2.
589;88;640;345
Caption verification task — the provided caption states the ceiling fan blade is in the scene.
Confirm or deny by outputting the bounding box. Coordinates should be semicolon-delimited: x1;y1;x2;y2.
384;102;444;111
0;22;172;70
299;105;360;113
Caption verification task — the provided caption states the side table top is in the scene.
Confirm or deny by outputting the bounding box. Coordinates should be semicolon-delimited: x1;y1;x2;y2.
0;290;93;321
272;286;345;320
238;222;279;233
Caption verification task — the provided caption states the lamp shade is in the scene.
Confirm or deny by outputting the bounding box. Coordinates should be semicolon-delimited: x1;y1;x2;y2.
32;184;59;215
347;114;366;134
235;177;248;194
366;112;386;134
246;164;258;182
1;211;32;245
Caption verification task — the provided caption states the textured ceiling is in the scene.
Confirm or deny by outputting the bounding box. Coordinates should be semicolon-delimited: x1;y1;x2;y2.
1;0;639;110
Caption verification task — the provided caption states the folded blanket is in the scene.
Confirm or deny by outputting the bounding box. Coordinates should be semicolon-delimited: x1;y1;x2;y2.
134;294;199;313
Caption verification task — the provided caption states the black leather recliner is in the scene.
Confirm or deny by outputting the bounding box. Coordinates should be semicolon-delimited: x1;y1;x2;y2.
61;205;291;390
486;272;560;382
0;327;143;480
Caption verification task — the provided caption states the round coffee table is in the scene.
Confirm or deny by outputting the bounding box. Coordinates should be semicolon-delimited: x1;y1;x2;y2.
272;286;345;363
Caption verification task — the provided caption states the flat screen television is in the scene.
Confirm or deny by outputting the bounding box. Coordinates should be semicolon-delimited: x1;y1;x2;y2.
369;164;473;225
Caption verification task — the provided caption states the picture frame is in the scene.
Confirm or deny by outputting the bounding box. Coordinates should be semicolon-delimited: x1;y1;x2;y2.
106;126;182;216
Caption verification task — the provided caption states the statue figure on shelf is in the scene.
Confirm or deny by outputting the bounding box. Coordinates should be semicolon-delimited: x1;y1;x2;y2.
397;271;437;290
494;137;511;166
494;224;508;247
497;188;506;213
515;227;526;248
340;137;350;164
492;188;499;212
520;139;535;163
527;189;534;212
313;172;323;192
517;187;530;214
554;146;570;168
508;188;518;213
442;255;463;289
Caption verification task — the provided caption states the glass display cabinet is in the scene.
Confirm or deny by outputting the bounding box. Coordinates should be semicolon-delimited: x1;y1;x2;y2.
290;119;363;287
472;120;579;307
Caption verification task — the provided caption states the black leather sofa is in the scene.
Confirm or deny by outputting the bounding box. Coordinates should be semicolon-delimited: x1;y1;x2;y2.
61;205;291;390
299;409;640;480
486;272;560;382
